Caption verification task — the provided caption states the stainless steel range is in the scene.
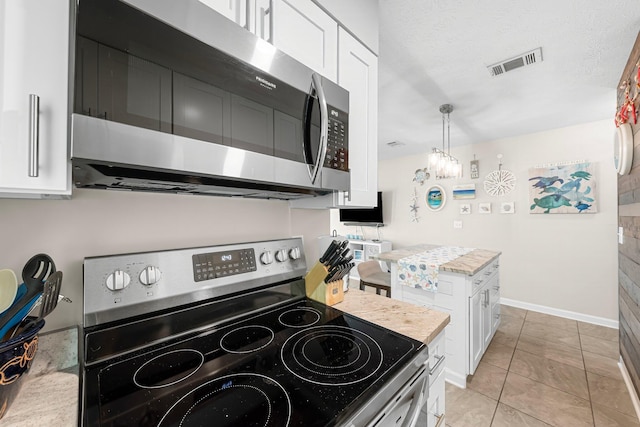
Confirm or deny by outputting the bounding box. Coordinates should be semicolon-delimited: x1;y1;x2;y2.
80;238;428;426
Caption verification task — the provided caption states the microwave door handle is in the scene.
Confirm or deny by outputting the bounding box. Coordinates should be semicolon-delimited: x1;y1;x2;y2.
305;73;328;185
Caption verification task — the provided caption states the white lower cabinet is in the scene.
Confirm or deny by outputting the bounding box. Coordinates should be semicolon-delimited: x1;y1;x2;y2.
423;330;446;427
391;256;500;388
470;274;500;373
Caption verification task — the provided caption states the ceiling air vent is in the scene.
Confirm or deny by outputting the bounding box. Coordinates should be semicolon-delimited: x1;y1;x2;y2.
487;47;542;77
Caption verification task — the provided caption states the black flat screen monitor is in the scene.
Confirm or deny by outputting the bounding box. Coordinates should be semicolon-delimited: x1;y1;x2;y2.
339;192;383;224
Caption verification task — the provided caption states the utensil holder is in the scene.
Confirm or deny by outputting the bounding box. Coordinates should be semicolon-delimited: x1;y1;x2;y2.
0;318;44;419
305;262;344;306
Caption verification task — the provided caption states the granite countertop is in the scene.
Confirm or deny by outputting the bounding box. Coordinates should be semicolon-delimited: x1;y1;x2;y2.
0;292;449;425
374;245;501;276
0;327;79;427
335;289;450;344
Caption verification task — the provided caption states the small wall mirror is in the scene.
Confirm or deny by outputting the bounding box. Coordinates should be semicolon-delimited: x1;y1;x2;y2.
426;185;446;211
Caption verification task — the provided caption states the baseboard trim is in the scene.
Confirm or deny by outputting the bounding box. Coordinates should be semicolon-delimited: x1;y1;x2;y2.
500;298;618;329
445;369;467;389
619;357;640;423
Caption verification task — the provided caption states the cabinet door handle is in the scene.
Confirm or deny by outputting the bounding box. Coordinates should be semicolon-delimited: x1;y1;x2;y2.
433;413;445;427
259;0;272;43
429;354;445;375
28;94;40;177
474;279;483;285
484;289;489;308
484;270;492;276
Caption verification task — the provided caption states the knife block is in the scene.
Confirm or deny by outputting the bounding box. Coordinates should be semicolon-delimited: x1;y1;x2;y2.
305;262;344;306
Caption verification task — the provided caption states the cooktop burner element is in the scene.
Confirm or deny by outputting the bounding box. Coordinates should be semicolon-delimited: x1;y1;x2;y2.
278;307;321;328
134;349;204;389
281;325;383;386
157;373;291;427
220;325;274;354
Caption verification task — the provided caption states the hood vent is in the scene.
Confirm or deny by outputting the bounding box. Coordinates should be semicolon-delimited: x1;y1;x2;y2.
488;48;543;77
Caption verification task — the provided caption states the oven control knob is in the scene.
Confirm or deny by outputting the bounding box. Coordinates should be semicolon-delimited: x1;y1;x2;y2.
106;270;131;291
275;249;288;262
289;247;301;260
260;251;274;265
139;266;162;286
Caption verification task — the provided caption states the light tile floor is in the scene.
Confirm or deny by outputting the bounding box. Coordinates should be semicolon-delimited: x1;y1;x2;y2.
442;305;640;427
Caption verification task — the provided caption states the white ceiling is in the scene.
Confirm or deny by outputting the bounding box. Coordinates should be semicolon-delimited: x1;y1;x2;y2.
377;0;640;160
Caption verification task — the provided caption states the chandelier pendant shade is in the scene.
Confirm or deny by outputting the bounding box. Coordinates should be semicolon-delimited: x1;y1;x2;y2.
429;104;462;179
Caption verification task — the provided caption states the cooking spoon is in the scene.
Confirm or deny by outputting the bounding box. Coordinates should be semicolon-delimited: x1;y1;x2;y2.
0;269;18;315
21;254;56;288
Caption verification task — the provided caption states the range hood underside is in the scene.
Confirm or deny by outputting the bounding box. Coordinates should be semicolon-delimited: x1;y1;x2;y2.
72;160;328;200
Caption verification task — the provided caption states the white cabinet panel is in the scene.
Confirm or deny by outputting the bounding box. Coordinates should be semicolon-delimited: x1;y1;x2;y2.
336;28;378;207
198;0;247;27
290;27;378;209
247;0;272;41
469;290;483;373
426;350;446;427
0;0;72;198
272;0;337;81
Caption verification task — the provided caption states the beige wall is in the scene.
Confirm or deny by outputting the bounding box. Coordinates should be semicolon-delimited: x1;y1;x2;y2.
0;189;329;332
332;119;618;322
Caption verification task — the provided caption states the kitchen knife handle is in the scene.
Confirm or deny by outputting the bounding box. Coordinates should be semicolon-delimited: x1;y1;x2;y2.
320;240;339;263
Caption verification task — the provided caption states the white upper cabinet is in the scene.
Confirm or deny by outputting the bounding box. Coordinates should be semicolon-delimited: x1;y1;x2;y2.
198;0;247;27
247;0;272;42
290;26;378;208
336;27;378;207
200;0;272;41
271;0;338;82
0;0;72;198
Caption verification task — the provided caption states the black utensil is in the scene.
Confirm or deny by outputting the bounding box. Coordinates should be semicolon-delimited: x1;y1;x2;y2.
20;271;63;334
22;254;56;288
0;254;55;339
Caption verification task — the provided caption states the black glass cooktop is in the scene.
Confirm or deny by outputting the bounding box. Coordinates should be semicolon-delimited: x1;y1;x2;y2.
82;298;422;426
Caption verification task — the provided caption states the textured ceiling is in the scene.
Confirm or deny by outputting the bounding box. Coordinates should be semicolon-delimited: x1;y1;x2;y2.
377;0;640;160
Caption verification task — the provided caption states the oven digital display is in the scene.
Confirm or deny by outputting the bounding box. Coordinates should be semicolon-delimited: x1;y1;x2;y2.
192;249;256;282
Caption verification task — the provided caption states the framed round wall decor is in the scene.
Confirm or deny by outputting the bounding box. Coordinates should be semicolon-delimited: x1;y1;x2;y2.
484;169;516;196
614;122;634;175
426;185;446;211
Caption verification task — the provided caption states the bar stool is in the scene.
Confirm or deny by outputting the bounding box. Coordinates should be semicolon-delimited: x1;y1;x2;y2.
357;261;391;298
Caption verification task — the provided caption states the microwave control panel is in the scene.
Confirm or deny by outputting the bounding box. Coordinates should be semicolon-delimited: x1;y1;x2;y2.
325;116;348;171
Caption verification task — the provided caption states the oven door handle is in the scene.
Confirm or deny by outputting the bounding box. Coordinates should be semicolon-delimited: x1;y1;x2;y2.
303;72;328;185
403;374;428;427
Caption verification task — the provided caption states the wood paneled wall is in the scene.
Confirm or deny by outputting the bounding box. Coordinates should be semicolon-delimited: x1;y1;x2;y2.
618;30;640;398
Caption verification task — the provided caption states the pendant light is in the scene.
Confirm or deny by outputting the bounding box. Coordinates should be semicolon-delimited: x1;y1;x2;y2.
428;104;462;179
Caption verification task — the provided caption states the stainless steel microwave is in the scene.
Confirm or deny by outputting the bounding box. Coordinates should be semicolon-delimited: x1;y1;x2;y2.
71;0;349;199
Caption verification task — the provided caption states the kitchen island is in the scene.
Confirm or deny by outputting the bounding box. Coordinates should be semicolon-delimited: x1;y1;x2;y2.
1;291;449;426
374;245;501;388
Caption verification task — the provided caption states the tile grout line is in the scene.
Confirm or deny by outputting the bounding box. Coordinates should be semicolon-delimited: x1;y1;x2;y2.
496;309;586;427
578;325;598;427
488;308;526;426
